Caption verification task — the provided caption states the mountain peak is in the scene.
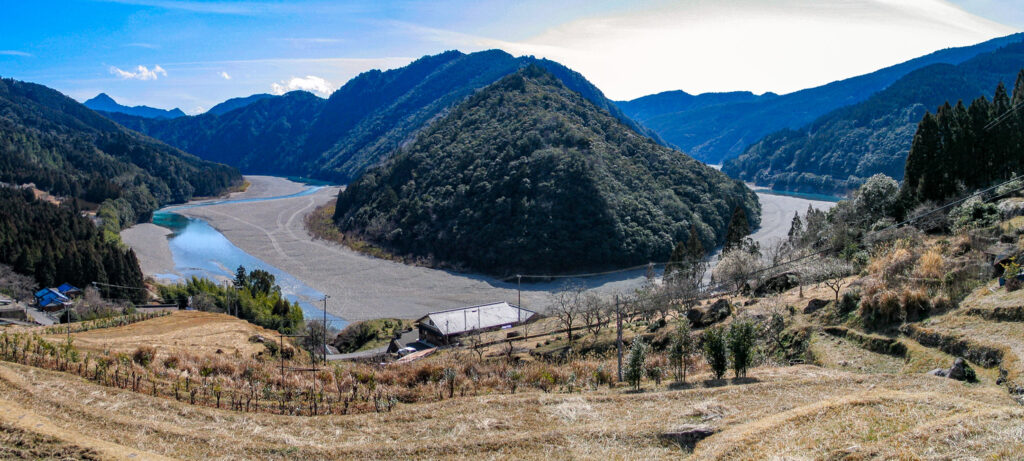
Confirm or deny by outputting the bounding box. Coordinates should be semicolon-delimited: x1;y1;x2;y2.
84;93;185;119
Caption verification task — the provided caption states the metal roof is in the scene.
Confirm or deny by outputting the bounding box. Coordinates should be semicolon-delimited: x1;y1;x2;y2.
418;302;535;336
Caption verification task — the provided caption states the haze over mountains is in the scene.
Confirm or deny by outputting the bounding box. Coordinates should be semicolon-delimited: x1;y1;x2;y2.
725;41;1024;194
107;49;663;184
616;33;1024;166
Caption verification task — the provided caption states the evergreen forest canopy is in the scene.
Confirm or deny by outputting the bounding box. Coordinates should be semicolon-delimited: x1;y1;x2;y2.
617;33;1024;166
107;49;662;183
723;40;1024;195
157;266;304;334
901;69;1024;204
0;77;241;237
0;187;145;303
333;66;760;275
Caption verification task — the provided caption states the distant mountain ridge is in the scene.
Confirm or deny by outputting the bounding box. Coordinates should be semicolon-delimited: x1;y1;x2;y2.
106;49;664;183
723;40;1024;195
206;93;275;116
617;32;1024;164
333;66;759;275
84;93;185;119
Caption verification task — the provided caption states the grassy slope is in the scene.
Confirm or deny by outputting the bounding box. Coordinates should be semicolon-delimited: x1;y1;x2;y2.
0;360;1018;460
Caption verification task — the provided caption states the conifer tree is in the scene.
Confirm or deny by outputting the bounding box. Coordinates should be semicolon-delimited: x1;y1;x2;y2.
723;207;751;252
625;336;647;391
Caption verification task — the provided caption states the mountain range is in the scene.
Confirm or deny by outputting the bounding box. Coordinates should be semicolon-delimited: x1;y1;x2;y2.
334;66;759;275
616;33;1024;166
84;93;186;119
724;40;1024;194
0;77;240;230
106;49;663;183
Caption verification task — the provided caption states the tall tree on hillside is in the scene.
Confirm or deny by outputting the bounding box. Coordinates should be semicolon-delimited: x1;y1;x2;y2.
724;207;751;252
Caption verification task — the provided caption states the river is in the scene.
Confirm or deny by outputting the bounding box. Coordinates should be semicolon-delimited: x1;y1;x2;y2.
123;176;838;322
136;184;348;328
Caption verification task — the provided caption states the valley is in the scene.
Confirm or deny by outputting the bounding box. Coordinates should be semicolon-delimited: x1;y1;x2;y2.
122;176;833;322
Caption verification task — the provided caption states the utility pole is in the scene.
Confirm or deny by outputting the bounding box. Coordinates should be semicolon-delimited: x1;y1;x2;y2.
322;295;329;365
615;294;623;382
517;274;522;323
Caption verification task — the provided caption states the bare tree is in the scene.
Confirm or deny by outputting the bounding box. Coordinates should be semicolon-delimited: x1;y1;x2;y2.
549;282;585;346
815;257;855;304
0;263;35;301
466;329;486;362
713;249;764;292
580;292;609;343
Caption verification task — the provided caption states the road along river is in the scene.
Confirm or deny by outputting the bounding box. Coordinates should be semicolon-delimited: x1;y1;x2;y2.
123;176;837;322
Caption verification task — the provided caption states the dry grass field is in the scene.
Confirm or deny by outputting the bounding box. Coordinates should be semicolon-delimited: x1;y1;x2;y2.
0;359;1019;460
38;311;283;358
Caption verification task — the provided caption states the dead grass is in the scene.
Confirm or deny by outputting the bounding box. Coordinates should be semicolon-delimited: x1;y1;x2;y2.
39;311;282;358
0;359;1017;460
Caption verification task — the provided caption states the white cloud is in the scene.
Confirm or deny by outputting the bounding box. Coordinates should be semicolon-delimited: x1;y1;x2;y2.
0;50;33;57
219;71;232;80
109;64;167;80
270;75;334;97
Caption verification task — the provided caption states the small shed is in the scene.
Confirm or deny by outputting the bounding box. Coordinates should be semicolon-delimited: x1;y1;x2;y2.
416;302;536;345
57;283;82;298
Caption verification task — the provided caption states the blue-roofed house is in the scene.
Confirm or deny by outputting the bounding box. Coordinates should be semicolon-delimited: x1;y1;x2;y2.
57;283;82;298
35;288;70;312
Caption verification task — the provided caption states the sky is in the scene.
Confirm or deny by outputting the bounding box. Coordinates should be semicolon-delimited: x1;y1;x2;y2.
1;0;1020;114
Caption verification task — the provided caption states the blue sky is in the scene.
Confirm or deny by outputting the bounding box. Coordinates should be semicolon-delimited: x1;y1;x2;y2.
1;0;1020;114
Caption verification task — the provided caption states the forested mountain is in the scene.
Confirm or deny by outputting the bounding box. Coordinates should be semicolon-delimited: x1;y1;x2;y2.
617;33;1024;164
333;66;759;275
724;42;1024;195
107;91;326;174
0;77;241;233
0;187;145;303
206;93;275;116
84;93;185;119
108;49;662;183
902;70;1024;203
0;77;241;298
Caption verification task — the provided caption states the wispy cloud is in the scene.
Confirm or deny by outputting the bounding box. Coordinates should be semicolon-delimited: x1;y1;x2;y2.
124;42;159;49
271;75;334;97
219;71;231;80
109;64;167;80
92;0;370;16
0;50;33;57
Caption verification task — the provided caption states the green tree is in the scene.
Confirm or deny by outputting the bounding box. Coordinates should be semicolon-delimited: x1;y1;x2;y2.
703;325;728;380
668;319;696;384
625;336;647;391
727;319;757;378
724;207;751;252
787;212;803;244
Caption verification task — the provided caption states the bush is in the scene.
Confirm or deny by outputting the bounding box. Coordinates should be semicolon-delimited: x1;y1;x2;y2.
949;196;1000;233
727;320;757;378
625;336;647;391
702;326;728;380
132;345;156;367
838;290;861;315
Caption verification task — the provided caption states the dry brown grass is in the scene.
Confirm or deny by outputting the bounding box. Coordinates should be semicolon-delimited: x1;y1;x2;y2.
0;359;1018;460
38;311;282;358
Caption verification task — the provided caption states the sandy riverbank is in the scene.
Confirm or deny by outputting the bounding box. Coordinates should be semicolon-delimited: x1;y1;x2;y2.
121;223;175;277
126;176;835;321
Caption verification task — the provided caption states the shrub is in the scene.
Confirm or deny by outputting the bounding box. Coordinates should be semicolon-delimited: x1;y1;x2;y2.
949;196;1000;233
132;345;156;367
727;320;757;378
899;287;931;321
625;336;647;391
914;249;944;280
702;326;728;380
838;290;861;315
162;355;180;369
